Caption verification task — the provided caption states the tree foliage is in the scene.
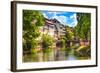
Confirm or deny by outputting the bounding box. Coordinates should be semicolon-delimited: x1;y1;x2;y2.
23;10;45;51
65;27;74;41
42;34;53;49
75;13;91;40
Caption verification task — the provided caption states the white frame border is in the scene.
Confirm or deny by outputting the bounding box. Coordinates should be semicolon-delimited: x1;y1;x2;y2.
15;3;97;70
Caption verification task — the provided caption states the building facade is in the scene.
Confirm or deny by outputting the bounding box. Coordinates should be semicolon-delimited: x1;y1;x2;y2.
40;18;66;41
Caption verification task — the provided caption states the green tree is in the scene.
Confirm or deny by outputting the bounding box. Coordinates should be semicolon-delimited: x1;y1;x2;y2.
65;27;74;41
59;35;66;48
63;26;74;47
42;34;53;53
75;13;91;40
23;10;45;53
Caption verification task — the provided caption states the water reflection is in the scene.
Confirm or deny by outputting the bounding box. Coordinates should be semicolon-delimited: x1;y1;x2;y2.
23;47;90;62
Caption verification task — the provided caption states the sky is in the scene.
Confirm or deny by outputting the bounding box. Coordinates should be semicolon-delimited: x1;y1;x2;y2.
42;11;78;27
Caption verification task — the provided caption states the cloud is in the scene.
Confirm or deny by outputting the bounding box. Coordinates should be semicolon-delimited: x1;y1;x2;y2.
43;11;68;25
69;13;78;27
42;11;58;19
52;15;68;25
42;13;48;18
42;11;77;27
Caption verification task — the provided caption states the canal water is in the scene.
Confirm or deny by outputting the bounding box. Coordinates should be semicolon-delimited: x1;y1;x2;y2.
23;47;89;62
